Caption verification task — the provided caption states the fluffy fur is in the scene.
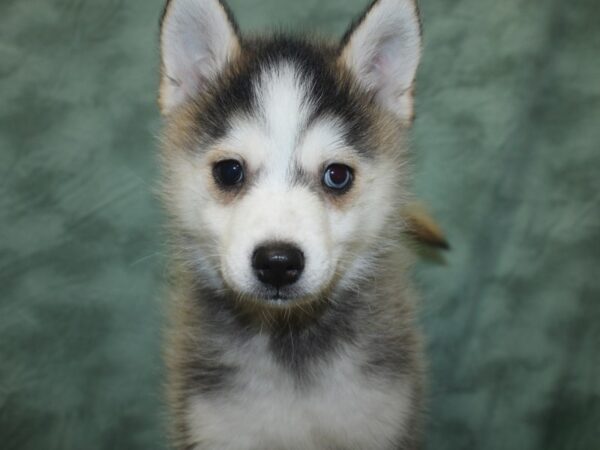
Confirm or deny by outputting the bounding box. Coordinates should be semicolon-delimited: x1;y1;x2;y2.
158;0;425;448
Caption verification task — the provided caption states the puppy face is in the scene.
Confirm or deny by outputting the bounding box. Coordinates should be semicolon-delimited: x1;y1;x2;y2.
159;0;421;306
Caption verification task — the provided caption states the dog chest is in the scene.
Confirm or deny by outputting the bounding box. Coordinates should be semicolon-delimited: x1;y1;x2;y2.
186;338;411;449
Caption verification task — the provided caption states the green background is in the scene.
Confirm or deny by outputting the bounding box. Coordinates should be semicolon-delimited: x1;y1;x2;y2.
1;0;599;448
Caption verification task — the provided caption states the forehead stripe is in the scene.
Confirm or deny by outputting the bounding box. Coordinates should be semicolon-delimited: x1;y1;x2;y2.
196;36;373;153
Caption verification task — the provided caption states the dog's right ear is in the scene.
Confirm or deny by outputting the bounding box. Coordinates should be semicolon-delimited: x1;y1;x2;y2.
159;0;240;115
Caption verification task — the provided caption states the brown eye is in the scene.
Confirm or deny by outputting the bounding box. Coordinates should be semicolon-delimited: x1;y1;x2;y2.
323;164;353;192
213;160;244;187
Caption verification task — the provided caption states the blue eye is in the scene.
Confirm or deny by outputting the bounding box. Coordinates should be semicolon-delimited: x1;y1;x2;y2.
323;164;353;192
213;160;244;187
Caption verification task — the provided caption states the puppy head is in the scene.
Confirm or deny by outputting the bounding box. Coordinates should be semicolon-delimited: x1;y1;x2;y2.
159;0;422;306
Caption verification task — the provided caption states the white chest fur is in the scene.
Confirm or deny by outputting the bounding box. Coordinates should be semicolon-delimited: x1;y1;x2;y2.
186;335;411;450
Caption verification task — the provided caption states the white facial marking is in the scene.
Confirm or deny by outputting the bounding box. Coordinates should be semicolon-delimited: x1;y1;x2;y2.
221;186;333;297
212;63;340;298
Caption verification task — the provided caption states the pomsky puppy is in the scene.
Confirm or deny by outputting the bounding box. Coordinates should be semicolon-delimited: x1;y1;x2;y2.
158;0;427;448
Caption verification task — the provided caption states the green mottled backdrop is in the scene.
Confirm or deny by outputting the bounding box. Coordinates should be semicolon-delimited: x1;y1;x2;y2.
1;0;598;449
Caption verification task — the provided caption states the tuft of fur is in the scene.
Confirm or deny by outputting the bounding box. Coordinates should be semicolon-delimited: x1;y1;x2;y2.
159;1;427;448
403;203;450;250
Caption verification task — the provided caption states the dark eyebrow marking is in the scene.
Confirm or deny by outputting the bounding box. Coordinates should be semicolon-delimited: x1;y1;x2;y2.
194;35;376;154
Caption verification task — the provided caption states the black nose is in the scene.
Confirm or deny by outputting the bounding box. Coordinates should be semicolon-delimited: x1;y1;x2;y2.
252;243;305;289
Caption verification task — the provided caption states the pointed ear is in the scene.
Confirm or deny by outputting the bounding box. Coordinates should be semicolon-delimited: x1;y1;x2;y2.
339;0;422;122
159;0;240;115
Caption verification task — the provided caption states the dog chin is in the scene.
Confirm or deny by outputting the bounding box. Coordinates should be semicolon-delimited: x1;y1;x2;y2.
236;285;322;307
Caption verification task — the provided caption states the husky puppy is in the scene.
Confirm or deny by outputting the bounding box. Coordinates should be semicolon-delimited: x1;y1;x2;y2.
158;0;425;448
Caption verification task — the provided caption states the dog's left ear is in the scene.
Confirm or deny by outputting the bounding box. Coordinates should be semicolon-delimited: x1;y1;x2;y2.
339;0;422;122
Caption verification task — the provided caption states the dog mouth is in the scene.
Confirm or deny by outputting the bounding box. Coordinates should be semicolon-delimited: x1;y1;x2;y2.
262;287;304;303
240;285;315;306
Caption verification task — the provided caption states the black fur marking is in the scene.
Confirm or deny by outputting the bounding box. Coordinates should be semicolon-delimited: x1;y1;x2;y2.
182;352;237;396
191;282;360;382
267;295;359;381
196;65;257;141
197;35;375;153
251;35;374;150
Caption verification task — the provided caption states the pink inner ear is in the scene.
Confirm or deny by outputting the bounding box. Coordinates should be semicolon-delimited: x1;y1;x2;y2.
374;34;417;95
371;34;402;78
377;50;391;70
371;50;392;90
178;56;209;97
373;53;385;74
